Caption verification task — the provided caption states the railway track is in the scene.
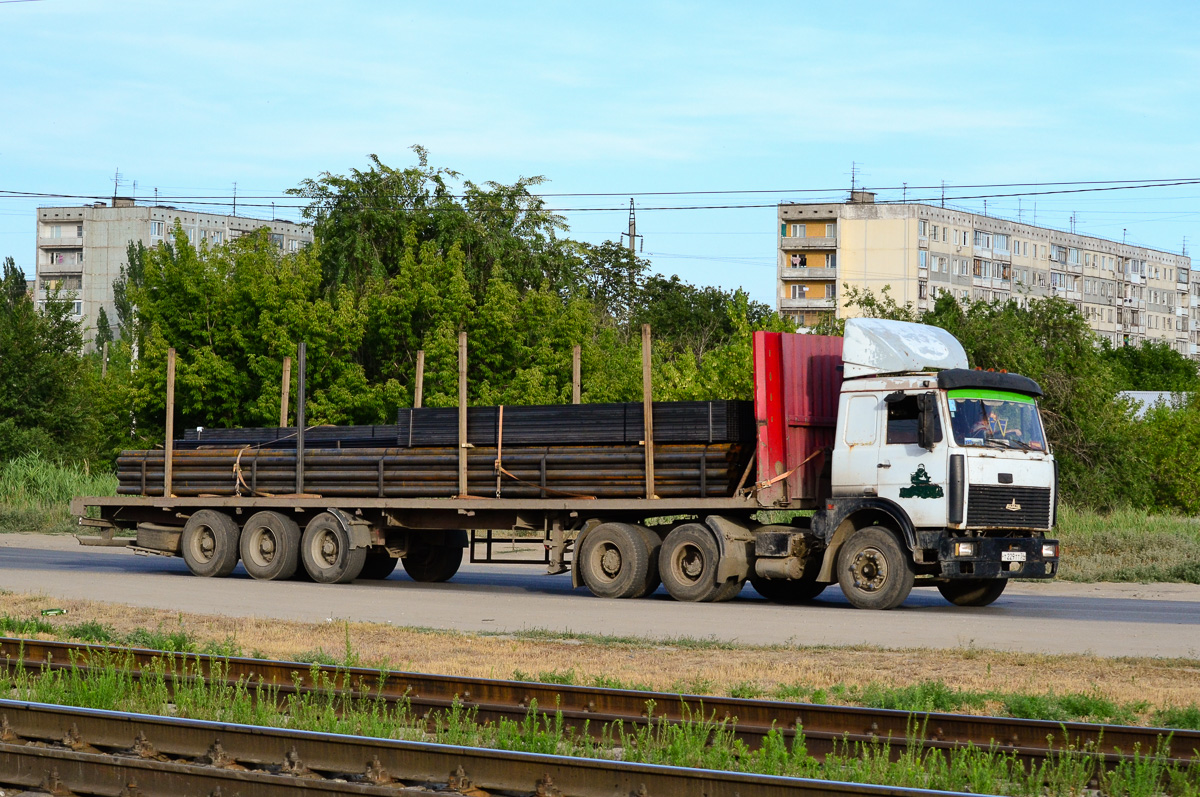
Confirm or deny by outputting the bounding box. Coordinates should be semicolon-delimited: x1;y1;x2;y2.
2;637;1196;770
0;698;975;797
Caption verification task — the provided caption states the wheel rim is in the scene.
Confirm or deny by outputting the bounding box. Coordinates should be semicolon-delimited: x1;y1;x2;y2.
190;526;216;564
247;528;277;568
849;546;888;592
672;543;705;584
593;542;622;582
313;528;340;568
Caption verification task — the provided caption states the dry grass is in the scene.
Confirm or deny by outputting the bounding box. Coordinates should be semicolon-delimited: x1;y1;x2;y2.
2;589;1198;720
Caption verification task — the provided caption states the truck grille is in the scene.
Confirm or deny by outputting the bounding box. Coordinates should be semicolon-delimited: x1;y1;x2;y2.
966;486;1052;529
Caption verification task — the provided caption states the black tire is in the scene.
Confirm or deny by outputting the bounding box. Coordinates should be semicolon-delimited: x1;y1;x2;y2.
402;541;463;583
836;526;914;610
578;523;653;599
300;512;367;584
239;511;300;581
751;559;828;604
359;548;400;580
659;523;737;603
937;579;1007;607
634;525;663;597
180;510;240;578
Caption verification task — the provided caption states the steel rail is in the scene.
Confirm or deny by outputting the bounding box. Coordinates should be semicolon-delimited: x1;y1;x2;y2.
0;699;985;797
2;638;1195;768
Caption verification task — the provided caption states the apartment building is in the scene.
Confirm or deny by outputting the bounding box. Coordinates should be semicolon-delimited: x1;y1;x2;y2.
35;198;312;343
777;194;1193;356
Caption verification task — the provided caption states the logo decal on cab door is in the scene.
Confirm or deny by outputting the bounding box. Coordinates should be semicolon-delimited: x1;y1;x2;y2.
898;465;944;499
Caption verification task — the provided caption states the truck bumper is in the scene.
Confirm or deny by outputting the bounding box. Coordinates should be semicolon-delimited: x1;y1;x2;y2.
938;536;1059;580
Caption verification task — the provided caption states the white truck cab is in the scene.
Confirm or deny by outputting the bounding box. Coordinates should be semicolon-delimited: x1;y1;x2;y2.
815;319;1059;609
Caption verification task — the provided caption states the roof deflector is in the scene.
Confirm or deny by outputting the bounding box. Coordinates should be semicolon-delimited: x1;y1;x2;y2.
842;318;968;378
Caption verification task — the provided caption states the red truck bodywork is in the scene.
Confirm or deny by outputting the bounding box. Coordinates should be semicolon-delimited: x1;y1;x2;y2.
753;332;844;506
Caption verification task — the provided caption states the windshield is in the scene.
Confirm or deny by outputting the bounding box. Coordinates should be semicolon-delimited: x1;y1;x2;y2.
947;390;1047;451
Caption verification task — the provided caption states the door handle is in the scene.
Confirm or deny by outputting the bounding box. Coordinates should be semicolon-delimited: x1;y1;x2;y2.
878;460;891;469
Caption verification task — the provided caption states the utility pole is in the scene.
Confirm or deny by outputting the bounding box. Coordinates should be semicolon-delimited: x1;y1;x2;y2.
621;199;642;253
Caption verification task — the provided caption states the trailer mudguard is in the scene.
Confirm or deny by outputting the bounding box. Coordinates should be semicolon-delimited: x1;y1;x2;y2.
704;515;755;584
325;508;373;549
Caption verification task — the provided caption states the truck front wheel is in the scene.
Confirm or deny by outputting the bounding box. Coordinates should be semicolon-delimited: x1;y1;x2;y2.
181;510;240;578
836;527;914;610
937;579;1007;607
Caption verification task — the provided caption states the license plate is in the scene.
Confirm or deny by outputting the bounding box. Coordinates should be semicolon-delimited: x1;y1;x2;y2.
1001;551;1026;562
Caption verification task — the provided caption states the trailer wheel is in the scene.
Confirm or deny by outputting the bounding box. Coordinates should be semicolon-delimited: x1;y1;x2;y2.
239;512;300;581
937;579;1007;607
634;526;663;597
836;527;914;610
180;510;240;578
579;523;653;599
402;542;462;583
359;548;400;580
750;569;827;605
300;512;367;584
659;523;740;603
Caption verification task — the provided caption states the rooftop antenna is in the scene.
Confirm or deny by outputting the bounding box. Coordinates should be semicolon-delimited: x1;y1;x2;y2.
983;199;988;216
1017;198;1022;223
132;180;138;199
1183;236;1188;256
112;168;123;197
850;161;858;193
1070;212;1076;234
154;187;158;205
902;182;907;202
940;180;945;208
1123;228;1127;244
271;201;275;221
232;182;237;216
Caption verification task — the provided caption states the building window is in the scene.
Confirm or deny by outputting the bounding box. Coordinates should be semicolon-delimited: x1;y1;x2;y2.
919;251;928;270
825;223;836;238
827;252;836;269
993;234;1009;252
918;282;928;300
76;224;83;237
827;282;836;299
51;225;62;239
918;220;928;237
973;230;992;249
150;221;164;236
790;284;806;299
789;253;807;268
789;223;805;237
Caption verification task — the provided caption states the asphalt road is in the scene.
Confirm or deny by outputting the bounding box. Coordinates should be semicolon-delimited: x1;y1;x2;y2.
1;534;1197;658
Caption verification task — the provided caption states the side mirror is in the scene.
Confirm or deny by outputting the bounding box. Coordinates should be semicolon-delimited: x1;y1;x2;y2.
917;392;938;450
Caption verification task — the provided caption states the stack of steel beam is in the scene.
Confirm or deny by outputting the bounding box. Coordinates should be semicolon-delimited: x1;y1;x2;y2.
117;443;748;499
176;400;753;450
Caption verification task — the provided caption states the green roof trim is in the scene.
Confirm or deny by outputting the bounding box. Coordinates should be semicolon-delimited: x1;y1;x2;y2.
948;389;1036;404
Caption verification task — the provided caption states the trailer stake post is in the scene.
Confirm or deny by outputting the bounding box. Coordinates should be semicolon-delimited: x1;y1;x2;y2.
414;350;425;409
642;324;656;499
572;345;581;404
458;333;468;497
279;356;291;428
163;347;176;499
296;342;306;495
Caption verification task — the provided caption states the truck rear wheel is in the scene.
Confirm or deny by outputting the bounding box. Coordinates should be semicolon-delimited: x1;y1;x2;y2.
300;512;367;584
750;570;827;604
402;541;462;583
360;548;400;580
181;510;240;578
937;579;1007;607
659;523;742;603
836;527;914;610
239;511;300;581
579;523;654;599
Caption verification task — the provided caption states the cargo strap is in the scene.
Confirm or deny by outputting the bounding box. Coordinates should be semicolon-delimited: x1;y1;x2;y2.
747;448;825;497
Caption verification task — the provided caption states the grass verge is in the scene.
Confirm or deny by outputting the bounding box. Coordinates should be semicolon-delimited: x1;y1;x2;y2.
1055;506;1200;583
0;453;116;534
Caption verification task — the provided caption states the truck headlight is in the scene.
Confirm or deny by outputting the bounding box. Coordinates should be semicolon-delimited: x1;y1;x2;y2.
954;542;975;557
1042;543;1058;558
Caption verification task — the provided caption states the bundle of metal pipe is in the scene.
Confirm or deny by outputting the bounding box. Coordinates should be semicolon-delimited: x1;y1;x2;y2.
117;443;748;499
176;400;754;451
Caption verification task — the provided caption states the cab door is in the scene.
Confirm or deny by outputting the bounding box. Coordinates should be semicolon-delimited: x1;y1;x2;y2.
832;393;884;496
875;392;949;526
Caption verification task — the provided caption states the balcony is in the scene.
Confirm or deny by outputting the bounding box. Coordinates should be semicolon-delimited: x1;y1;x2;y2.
781;236;836;250
37;236;84;249
1192;295;1200;309
781;266;837;280
780;297;836;311
1178;306;1189;317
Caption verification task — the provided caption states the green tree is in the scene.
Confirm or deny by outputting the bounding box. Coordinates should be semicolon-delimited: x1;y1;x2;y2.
0;257;94;461
1101;339;1200;391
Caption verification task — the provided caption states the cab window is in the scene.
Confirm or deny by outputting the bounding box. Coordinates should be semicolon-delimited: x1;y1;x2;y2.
886;394;942;445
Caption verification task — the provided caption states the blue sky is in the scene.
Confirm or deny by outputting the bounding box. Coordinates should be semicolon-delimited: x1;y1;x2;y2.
2;0;1198;305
